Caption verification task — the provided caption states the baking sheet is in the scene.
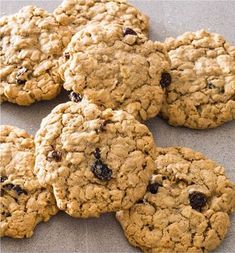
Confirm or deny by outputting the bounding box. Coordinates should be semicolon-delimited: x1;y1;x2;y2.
0;0;234;252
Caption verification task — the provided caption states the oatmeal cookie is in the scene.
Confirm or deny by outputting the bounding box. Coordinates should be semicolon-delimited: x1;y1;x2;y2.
0;6;72;105
0;125;58;238
59;23;171;121
35;100;156;217
116;147;235;252
53;0;149;35
161;30;235;129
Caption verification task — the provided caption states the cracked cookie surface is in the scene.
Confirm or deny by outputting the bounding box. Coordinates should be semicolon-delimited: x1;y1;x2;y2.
0;5;72;105
161;30;235;129
35;100;156;217
59;23;171;121
53;0;149;35
116;147;235;253
0;125;58;238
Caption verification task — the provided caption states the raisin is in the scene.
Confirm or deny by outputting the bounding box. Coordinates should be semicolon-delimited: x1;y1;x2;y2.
93;148;101;159
1;211;11;217
136;199;144;204
16;79;26;85
207;82;215;89
147;182;160;194
0;176;7;183
148;225;154;231
69;92;82;103
99;120;113;132
124;27;137;36
189;191;207;211
64;52;70;60
47;150;62;162
220;87;225;93
3;183;14;190
13;185;27;195
91;160;112;181
5;212;11;217
160;72;172;88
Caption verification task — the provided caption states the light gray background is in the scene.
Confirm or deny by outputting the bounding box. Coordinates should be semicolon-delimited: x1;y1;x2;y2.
0;0;235;252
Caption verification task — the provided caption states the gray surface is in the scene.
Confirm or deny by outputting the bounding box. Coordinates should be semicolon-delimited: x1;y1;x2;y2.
0;0;235;252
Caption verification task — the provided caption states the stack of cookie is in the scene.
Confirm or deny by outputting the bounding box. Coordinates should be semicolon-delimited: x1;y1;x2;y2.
0;0;235;252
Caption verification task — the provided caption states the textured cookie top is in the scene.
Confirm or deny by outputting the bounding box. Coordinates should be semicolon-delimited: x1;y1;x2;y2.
0;6;72;105
161;30;235;129
35;100;156;217
0;125;58;238
116;147;235;253
59;23;171;121
53;0;149;35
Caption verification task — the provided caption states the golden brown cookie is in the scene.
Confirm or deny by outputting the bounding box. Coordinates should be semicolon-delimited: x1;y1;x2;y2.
0;125;58;238
0;6;72;105
59;23;171;121
117;147;235;252
54;0;149;35
34;99;156;218
161;30;235;129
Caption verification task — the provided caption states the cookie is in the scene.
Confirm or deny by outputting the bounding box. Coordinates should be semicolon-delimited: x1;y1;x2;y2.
160;30;235;129
0;5;72;105
116;147;235;253
34;99;156;217
0;125;58;238
53;0;149;35
59;23;171;121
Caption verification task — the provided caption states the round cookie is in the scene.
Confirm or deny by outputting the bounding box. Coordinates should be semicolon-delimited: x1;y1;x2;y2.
0;6;72;105
59;23;171;121
34;99;156;217
116;147;235;253
53;0;149;35
160;30;235;129
0;125;58;238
